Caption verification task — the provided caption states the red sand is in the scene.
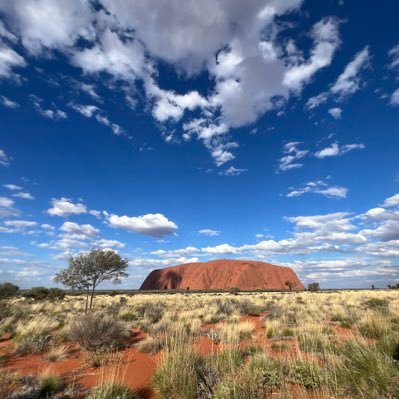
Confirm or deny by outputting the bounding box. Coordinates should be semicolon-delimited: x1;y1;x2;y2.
140;259;304;290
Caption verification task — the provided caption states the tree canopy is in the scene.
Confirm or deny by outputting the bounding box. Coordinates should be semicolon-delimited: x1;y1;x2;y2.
54;249;129;311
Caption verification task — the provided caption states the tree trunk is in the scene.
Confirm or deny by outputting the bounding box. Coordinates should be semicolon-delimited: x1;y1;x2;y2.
89;285;95;310
85;289;89;314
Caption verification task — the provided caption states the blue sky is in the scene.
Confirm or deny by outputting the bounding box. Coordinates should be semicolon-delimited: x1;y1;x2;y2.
0;0;398;289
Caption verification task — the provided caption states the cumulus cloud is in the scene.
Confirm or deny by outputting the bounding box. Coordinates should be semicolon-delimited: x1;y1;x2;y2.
0;0;349;166
59;222;99;239
46;198;87;217
286;180;348;198
383;193;399;207
0;196;19;218
107;213;178;237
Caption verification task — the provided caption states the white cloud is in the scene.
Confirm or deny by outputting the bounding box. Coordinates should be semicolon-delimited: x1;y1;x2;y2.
278;142;308;171
305;46;370;110
13;192;35;200
383;193;399;208
202;243;237;254
92;238;125;249
0;149;11;166
305;92;329;110
315;142;365;158
388;44;399;69
60;221;99;239
0;41;26;79
108;213;178;237
218;166;248;176
330;46;370;98
31;96;67;120
3;184;22;191
0;196;19;218
283;17;340;92
0;0;94;54
198;229;221;237
390;89;399;106
0;95;19;108
71;104;99;118
286;180;348;199
47;197;87;217
328;107;342;119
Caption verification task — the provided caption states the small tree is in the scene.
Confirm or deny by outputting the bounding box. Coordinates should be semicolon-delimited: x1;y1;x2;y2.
307;282;320;292
0;282;19;299
54;249;129;312
285;280;297;292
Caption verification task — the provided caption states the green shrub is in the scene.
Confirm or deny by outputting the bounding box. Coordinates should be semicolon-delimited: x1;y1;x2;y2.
137;336;163;354
307;282;320;292
38;374;63;397
289;359;324;389
87;383;138;399
15;334;51;355
0;282;19;299
69;313;130;352
363;298;390;314
24;287;64;301
120;312;137;322
358;317;389;339
213;354;282;399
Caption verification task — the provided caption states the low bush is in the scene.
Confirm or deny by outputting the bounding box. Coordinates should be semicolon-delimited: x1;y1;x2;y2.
137;336;163;354
330;313;357;328
0;282;19;299
288;359;325;389
363;298;390;314
69;313;130;352
38;373;64;397
24;287;65;301
87;383;138;399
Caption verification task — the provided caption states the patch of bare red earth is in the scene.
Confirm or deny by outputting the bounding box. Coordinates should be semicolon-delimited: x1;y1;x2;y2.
1;316;359;399
1;329;159;399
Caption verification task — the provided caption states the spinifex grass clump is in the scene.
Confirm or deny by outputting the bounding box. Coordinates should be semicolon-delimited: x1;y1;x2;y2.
335;338;399;397
14;316;60;355
87;383;138;399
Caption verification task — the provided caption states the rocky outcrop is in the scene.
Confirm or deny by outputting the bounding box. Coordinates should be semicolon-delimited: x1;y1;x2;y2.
140;259;304;290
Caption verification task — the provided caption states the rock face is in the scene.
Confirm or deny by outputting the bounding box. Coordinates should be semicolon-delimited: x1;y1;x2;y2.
140;259;304;291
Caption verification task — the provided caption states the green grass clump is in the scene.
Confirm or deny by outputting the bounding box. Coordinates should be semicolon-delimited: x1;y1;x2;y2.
38;374;64;397
87;383;138;399
330;314;357;328
213;354;282;399
151;349;201;399
288;359;325;389
336;339;399;398
362;298;390;314
14;334;51;355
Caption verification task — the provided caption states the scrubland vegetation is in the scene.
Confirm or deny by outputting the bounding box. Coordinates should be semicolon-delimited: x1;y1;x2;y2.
0;289;398;398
